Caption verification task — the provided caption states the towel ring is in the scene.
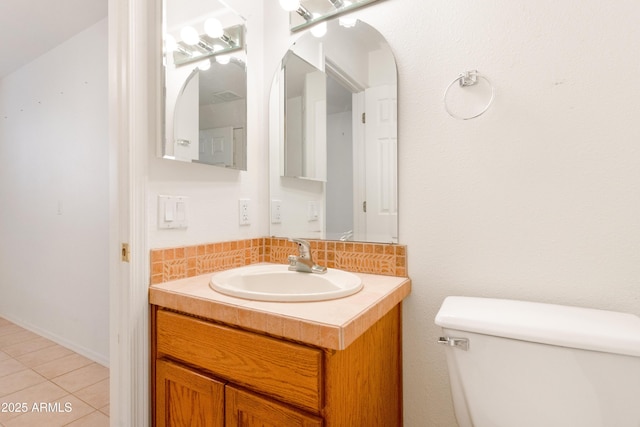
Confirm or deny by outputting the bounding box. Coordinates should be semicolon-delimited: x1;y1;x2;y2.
444;70;495;120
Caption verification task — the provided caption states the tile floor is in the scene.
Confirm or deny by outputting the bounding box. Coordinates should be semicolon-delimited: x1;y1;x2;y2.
0;317;109;426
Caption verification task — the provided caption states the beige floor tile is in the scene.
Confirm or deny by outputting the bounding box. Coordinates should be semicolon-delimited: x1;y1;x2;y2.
0;382;68;423
3;337;56;358
98;404;109;416
51;363;109;393
0;402;31;424
100;405;111;417
73;378;109;409
32;353;93;380
0;324;22;338
64;410;110;427
3;395;93;427
0;319;109;425
13;345;74;368
0;369;46;397
0;358;27;378
4;380;69;403
0;331;40;349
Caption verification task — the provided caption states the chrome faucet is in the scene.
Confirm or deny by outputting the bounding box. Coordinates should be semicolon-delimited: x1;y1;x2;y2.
288;238;327;274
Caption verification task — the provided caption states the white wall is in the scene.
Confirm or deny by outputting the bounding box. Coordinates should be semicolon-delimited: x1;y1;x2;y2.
147;0;640;425
0;19;109;365
148;0;267;249
264;1;640;426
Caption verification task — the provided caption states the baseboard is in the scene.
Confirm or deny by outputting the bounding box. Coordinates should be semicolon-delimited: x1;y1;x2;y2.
0;312;109;368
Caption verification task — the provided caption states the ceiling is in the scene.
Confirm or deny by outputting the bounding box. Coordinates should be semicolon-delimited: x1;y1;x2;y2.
0;0;107;78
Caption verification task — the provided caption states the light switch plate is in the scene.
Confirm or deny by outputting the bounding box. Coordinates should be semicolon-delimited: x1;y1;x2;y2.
158;195;188;229
271;200;282;224
307;201;319;221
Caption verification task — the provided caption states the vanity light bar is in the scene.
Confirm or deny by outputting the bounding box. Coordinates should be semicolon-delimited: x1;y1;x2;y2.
169;24;244;67
288;0;385;33
294;1;344;21
296;4;313;21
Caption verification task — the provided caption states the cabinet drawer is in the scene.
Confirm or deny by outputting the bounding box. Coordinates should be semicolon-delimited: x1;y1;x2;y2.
156;309;323;411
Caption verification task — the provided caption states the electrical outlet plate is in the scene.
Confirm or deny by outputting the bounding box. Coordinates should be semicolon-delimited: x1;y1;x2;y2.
307;201;319;222
239;199;250;225
271;200;282;224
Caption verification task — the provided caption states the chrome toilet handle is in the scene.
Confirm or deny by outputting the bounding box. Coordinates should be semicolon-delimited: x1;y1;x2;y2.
438;336;469;351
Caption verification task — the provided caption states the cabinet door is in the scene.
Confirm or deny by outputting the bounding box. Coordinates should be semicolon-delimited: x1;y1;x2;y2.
156;359;225;427
225;386;322;427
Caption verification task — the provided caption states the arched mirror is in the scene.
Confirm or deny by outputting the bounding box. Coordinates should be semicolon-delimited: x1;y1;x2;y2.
162;0;247;170
269;19;398;243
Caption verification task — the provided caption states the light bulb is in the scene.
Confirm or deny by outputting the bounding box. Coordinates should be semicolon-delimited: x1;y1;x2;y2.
338;1;356;27
180;26;200;45
279;0;300;12
204;18;223;38
310;14;327;37
216;55;230;65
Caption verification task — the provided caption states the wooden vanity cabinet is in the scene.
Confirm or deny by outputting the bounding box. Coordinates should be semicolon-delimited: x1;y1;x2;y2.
225;386;322;427
151;304;403;426
156;359;224;427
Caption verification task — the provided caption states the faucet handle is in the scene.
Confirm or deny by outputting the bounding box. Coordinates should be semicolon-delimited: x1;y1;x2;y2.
289;238;311;259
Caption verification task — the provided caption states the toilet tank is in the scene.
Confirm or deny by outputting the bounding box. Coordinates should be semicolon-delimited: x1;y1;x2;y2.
435;297;640;427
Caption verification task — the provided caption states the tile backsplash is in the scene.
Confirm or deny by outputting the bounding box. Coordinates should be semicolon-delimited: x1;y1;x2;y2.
150;238;407;285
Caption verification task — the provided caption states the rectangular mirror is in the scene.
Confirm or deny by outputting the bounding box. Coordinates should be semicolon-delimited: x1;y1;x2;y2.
162;0;247;170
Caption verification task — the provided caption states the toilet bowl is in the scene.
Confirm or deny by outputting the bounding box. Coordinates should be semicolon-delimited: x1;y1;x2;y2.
435;296;640;427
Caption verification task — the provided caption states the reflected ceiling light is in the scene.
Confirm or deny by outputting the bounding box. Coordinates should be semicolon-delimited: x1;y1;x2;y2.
339;16;357;27
197;60;211;71
310;14;327;37
180;26;200;45
338;2;357;27
204;18;224;38
213;45;230;64
279;0;300;11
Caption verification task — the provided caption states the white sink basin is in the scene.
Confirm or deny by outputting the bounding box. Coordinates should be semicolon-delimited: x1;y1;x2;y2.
209;264;363;302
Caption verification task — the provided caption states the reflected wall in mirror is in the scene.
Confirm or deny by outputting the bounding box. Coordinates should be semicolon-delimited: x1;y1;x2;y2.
163;0;247;170
270;19;398;243
282;50;327;181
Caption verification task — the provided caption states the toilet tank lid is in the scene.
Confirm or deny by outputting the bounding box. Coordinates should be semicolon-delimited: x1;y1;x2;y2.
435;296;640;357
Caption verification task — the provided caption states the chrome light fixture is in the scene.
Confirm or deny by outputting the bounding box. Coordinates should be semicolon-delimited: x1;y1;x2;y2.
165;23;244;67
281;0;386;32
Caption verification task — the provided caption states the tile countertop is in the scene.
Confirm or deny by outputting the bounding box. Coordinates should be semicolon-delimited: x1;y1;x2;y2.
149;266;411;350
